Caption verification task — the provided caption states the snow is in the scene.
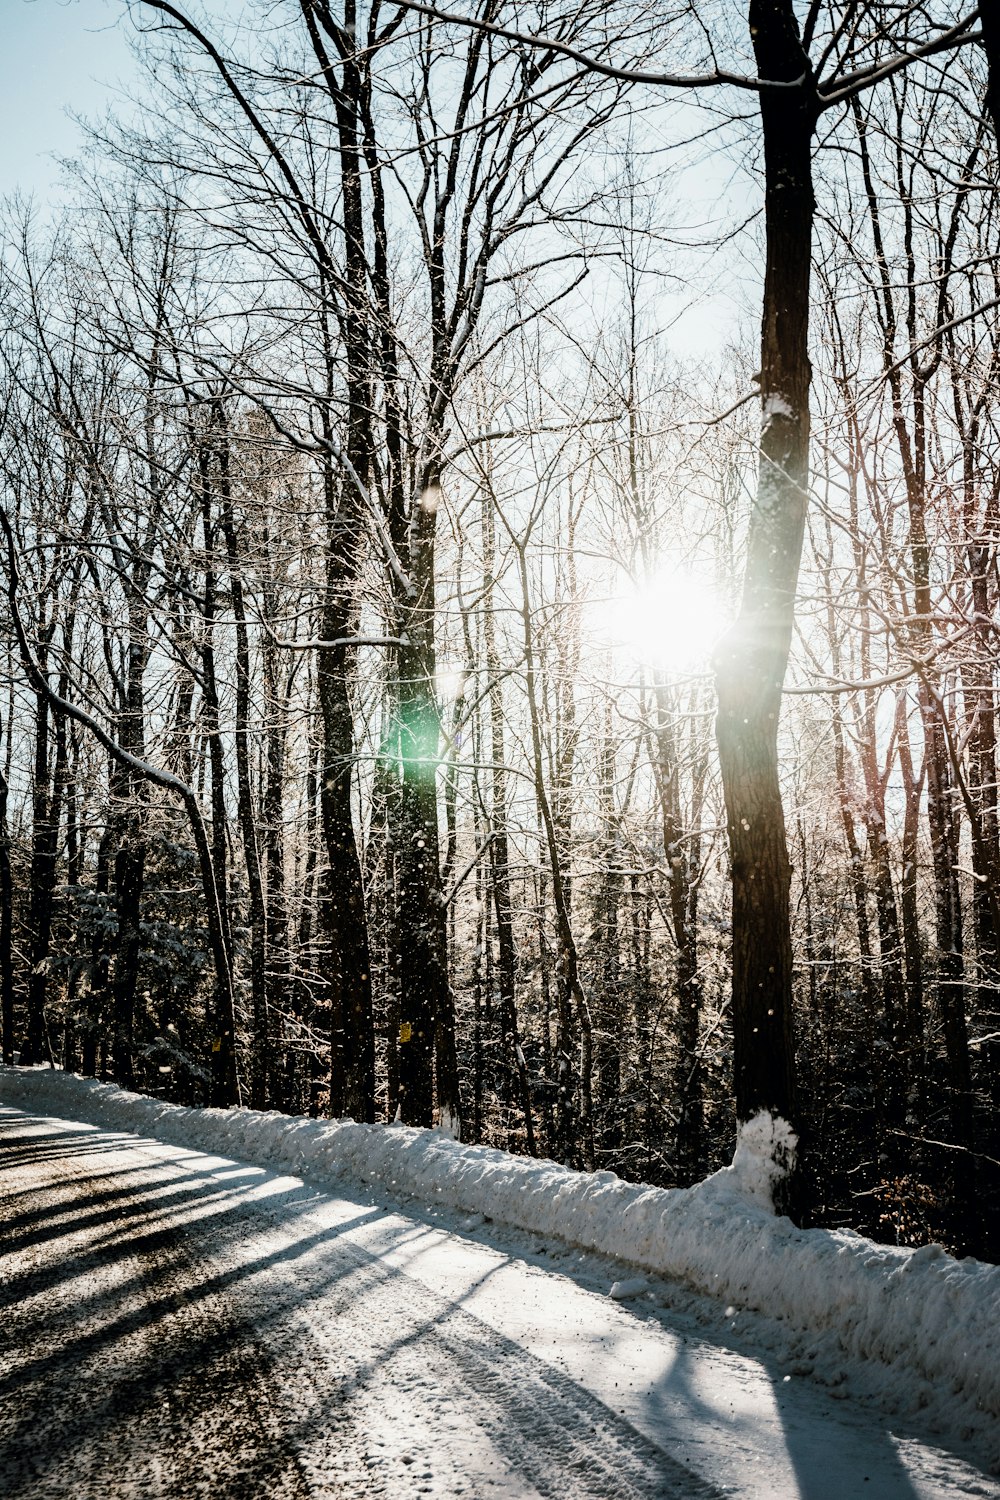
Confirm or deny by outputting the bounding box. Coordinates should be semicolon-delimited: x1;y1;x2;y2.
763;392;796;422
728;1110;797;1206
7;1105;995;1499
2;1064;998;1475
608;1275;649;1301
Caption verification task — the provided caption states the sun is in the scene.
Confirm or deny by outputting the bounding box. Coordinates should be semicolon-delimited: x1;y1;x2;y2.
591;563;727;673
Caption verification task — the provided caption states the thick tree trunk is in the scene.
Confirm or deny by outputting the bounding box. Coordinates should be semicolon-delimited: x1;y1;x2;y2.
318;630;375;1122
196;463;236;1103
712;2;815;1189
394;625;451;1128
981;0;1000;145
111;632;149;1092
297;5;379;1124
386;439;458;1133
102;606;146;1088
111;830;145;1089
81;819;114;1078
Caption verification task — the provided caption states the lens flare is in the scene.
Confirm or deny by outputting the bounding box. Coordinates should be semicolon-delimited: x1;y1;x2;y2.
592;564;726;672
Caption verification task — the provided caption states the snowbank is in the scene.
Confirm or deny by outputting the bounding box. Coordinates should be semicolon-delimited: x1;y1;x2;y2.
2;1064;998;1430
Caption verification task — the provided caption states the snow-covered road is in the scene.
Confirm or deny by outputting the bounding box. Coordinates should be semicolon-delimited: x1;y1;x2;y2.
1;1105;996;1500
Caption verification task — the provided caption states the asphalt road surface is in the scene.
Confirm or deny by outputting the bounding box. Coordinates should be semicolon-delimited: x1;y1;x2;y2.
1;1106;996;1500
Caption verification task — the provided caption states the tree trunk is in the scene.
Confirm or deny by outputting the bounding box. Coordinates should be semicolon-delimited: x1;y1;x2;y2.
109;594;150;1092
981;0;1000;145
370;715;401;1121
217;419;270;1110
652;676;705;1181
261;553;291;1106
81;818;114;1078
894;705;926;1135
0;748;13;1065
595;703;625;1155
394;625;450;1128
712;2;815;1195
303;6;379;1125
517;541;594;1168
318;628;375;1122
111;828;145;1089
482;483;534;1149
23;668;58;1067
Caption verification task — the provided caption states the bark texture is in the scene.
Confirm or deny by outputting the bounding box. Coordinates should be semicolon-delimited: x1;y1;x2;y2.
713;1;816;1163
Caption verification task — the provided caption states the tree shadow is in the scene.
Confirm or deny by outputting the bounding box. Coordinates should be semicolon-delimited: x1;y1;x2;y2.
3;1108;989;1500
1;1112;726;1498
632;1309;929;1500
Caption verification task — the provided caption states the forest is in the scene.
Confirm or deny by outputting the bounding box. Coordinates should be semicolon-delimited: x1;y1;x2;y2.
1;0;999;1261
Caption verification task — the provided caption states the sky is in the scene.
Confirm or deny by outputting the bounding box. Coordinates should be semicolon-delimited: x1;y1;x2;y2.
0;0;753;358
1;0;141;203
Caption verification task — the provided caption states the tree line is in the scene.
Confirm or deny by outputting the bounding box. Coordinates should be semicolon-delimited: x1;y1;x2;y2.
1;0;999;1257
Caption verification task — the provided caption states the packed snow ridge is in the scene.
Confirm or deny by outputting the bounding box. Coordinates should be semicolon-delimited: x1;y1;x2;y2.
2;1065;997;1434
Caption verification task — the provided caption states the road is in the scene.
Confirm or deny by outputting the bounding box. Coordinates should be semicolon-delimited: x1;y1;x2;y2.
1;1105;996;1500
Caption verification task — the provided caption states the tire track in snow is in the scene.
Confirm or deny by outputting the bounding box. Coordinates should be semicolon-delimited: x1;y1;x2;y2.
0;1116;318;1500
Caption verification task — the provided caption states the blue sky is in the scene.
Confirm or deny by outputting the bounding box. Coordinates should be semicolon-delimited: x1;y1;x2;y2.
0;0;751;353
1;0;141;202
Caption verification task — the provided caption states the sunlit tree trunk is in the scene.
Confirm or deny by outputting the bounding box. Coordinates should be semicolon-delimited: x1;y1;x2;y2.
260;541;291;1105
651;676;706;1181
516;538;594;1169
895;710;926;1122
596;702;623;1152
394;464;453;1130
